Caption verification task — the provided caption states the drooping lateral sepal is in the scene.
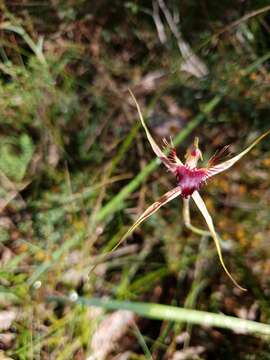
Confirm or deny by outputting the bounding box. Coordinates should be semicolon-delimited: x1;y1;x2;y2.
191;191;246;291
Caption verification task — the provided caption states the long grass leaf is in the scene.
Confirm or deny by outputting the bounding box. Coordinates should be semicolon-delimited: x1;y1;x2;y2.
47;295;270;336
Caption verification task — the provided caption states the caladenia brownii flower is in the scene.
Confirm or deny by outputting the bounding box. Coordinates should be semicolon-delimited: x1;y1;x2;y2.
117;90;270;291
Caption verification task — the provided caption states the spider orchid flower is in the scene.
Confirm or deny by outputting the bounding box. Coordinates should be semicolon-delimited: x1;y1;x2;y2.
118;90;270;291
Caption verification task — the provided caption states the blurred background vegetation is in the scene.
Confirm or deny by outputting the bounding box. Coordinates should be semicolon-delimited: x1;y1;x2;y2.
0;0;270;359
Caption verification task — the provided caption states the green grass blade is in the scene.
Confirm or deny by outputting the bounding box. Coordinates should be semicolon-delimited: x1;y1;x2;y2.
48;295;270;336
28;230;85;285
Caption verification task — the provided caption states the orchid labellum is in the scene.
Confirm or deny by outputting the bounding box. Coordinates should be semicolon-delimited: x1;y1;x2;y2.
119;90;270;291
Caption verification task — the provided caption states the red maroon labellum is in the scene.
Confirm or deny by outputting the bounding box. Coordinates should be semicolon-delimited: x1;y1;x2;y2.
175;165;208;198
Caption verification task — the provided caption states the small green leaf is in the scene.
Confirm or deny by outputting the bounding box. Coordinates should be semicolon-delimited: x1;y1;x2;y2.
0;134;34;182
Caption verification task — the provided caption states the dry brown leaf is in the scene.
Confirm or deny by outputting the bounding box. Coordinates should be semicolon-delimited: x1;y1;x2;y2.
0;311;17;331
88;310;135;360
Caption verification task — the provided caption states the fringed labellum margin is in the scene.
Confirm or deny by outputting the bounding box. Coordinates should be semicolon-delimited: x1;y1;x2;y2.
175;165;208;198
